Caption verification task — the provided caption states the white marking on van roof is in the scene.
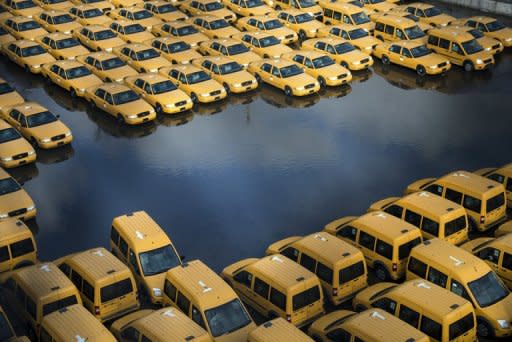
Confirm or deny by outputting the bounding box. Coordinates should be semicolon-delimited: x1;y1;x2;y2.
198;281;212;293
314;234;327;242
40;264;51;272
416;282;431;289
162;309;176;318
418;191;430;197
92;250;104;257
453;172;470;178
135;230;145;240
271;255;284;263
375;213;387;219
449;256;465;266
76;335;86;342
370;311;385;320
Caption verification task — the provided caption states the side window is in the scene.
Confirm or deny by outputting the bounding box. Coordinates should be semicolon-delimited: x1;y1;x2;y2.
58;262;71;276
270;288;286;311
341;31;350;40
421;217;439;237
439;38;450;50
402;48;412;58
271;66;280;77
375;22;385;32
399;304;420;328
105;93;113;105
375;240;393;260
408;257;427;278
0;246;9;262
420;316;442;341
314;42;326;50
94;88;106;99
462;195;481;213
427;267;448;288
316;262;333;284
176;292;191;314
82;280;94;302
337;226;357;242
384;205;403;218
396;29;405;40
192;306;206;329
110;227;120;245
477;247;500;265
71;271;83;290
281;247;299;262
58;68;67;79
450;279;471;301
292;55;304;64
404;210;422;228
358;231;376;251
299;253;317;273
119;237;129;257
372;297;397;314
385;25;394;35
477;23;487;32
424;184;443;196
144;83;152;94
445;188;463;204
451;42;464;55
304;58;313;69
389;45;401;54
428;35;439;45
129;250;140;275
324;9;333;18
233;270;253;288
466;20;477;28
94;60;102;69
501;253;512;271
487;173;505;184
178;73;187;84
10;238;34;258
254;278;270;299
121;327;140;342
164;280;177;302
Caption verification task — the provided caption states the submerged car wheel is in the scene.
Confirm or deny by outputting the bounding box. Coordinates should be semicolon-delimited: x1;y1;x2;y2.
464;61;474;72
254;73;261;83
341;61;349;68
117;114;125;124
476;319;493;338
381;55;390;65
155;103;163;115
298;30;306;41
416;65;426;76
284;86;292;97
317;76;326;88
70;88;77;98
223;82;230;94
190;92;198;104
374;264;389;281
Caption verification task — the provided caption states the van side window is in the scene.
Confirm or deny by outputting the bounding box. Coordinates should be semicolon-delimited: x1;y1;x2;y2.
129;250;140;275
420;315;442;341
375;22;384;32
337;226;357;241
408;257;427;278
439;38;450;49
281;247;299;262
404;210;421;228
428;35;439;45
40;328;52;342
234;271;253;288
450;279;471;301
375;240;393;260
111;227;120;244
421;217;439;236
427;267;448;288
399;304;420;328
82;280;95;302
119;237;129;257
372;297;396;314
177;292;191;314
58;262;71;276
358;231;376;251
316;262;333;283
424;184;443;196
385;25;394;35
192;305;206;329
254;278;270;299
476;247;500;264
43;295;79;316
270;288;286;311
506;179;512;192
462;195;481;213
451;43;464;55
164;280;177;302
71;271;83;290
10;238;34;258
445;188;463;204
502;253;512;271
326;328;351;342
26;296;36;319
300;253;316;273
384;205;403;218
0;246;9;262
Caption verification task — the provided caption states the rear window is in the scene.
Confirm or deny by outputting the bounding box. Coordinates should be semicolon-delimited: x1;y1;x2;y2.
398;237;421;260
486;193;505;213
444;216;467;236
0;246;9;262
316;262;333;284
42;295;79;316
100;278;133;303
292;286;320;311
463;195;481;213
10;238;35;258
420;315;442;341
449;313;475;340
339;261;365;283
375;239;393;260
407;256;427;278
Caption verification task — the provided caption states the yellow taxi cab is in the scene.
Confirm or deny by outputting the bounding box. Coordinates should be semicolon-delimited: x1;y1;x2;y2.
108;7;163;31
198;38;261;68
403;2;455;28
0;120;36;168
159;64;227;103
69;5;113;26
84;83;156;124
180;0;237;23
317;2;375;33
0;168;35;221
1;102;72;149
113;43;171;73
110;0;143;8
41;60;103;97
34;0;73;11
383;9;433;32
139;1;188;22
281;50;352;87
35;10;82;34
302;37;373;70
359;0;395;14
475;163;512;208
233;31;293;58
2;40;56;74
78;52;139;82
461;234;512;289
151;20;209;48
146;37;202;64
276;9;325;40
495;221;512;238
317;24;380;53
110;308;212;342
0;6;12;21
125;73;193;114
73;25;126;52
2;16;49;41
266;0;323;20
0;78;24;111
0;219;37;273
1;0;41;18
69;0;114;13
192;56;258;93
373;40;451;76
249;318;313;342
35;32;89;60
109;20;154;44
373;14;427;43
235;15;298;44
334;0;374;16
449;25;504;55
452;16;512;48
223;0;274;17
187;15;240;39
0;26;16;45
247;58;320;96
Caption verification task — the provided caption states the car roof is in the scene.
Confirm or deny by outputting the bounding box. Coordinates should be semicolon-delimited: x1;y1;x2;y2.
84;24;113;32
152;36;186;44
305;37;346;45
389;40;425;48
409;2;435;9
0;219;32;243
48;60;84;69
206;38;240;46
319;1;360;13
351;211;422;240
243;31;275;39
118;43;153;51
468;16;496;23
13;263;77;300
40;32;74;40
287;50;329;59
166;20;193;28
169;64;202;73
249;318;313;341
429;27;474;41
64;248;131;281
134;308;209;340
9;16;36;23
40;10;69;16
198;55;235;64
437;171;503;194
10;102;48;115
398;191;465;216
112;211;172;251
11;39;40;48
376;14;415;26
82;51;117;60
291;232;363;265
192;15;224;22
112;19;139;26
279;8;313;16
127;73;169;84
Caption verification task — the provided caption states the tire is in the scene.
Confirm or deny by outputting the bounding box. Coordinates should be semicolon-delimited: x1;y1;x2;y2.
89;99;97;109
354;304;367;312
263;54;269;59
381;55;390;65
298;30;306;41
254;73;261;83
30;137;38;148
25;64;30;73
172;60;177;64
275;5;281;10
70;88;77;98
284;86;292;97
223;82;230;94
377;35;384;42
374;264;389;281
190;92;198;104
155;103;163;115
341;61;349;68
45;75;53;84
416;65;426;76
317;76;326;88
141;68;146;73
463;61;474;72
476;318;494;338
312;336;323;342
468;217;478;233
117;114;126;124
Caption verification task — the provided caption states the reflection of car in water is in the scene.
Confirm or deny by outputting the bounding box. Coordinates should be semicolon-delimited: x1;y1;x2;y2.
42;82;88;112
7;163;39;185
373;60;447;91
156;112;194;127
192;100;228;116
225;91;259;106
258;84;320;109
37;144;75;164
319;85;352;99
351;68;373;84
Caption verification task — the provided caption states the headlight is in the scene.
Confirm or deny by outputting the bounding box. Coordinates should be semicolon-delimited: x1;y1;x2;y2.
429;65;437;69
64;31;71;34
32;65;41;69
497;320;509;329
353;61;361;65
28;151;35;155
485;47;491;51
329;76;338;80
69;56;75;60
233;83;241;87
296;86;304;90
79;88;85;92
152;288;162;297
115;78;123;83
27;205;35;211
65;132;72;137
0;214;8;219
165;103;174;108
506;37;512;42
105;47;113;52
127;114;138;119
309;29;316;33
149;68;158;73
201;93;210;97
40;138;51;143
476;59;483;64
1;157;13;162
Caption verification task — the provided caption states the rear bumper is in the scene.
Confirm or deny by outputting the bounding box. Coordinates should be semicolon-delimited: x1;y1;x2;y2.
296;310;325;328
99;303;140;323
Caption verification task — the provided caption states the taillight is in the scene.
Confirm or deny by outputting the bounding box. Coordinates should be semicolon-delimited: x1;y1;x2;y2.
332;288;338;297
95;306;100;315
392;263;397;272
286;314;291;322
480;216;485;224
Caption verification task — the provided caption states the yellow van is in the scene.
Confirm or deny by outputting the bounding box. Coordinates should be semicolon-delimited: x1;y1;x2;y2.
163;259;256;341
426;27;494;71
369;191;470;246
40;304;117;342
248;318;314;342
461;234;512;289
110;211;182;305
406;170;508;232
265;232;367;305
308;308;430;342
222;255;325;328
318;2;375;33
55;247;139;322
353;280;477;342
495;221;512;238
0;218;37;274
373;14;426;42
2;263;82;339
407;238;512;338
324;211;422;281
110;307;212;342
474;163;512;209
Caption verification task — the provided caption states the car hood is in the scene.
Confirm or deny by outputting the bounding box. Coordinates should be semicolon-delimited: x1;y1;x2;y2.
153;89;190;104
428;14;455;26
190;79;224;94
480;293;512;323
288;72;317;86
29;120;70;139
269;27;296;39
212;26;240;37
416;53;449;66
212;322;256;342
0;93;25;109
231;52;261;65
0;138;34;158
0;189;34;214
79;16;112;26
490;27;512;40
116;99;154;115
52;22;82;33
317;63;349;76
125;31;155;42
96;37;126;49
104;65;138;80
25;53;56;66
221;71;256;84
264;44;292;57
57;45;89;58
136;57;169;70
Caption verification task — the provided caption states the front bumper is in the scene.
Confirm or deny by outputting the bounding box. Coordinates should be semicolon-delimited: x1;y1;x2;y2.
38;135;73;149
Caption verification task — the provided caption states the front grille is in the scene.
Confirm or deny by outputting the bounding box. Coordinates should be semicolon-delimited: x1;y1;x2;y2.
13;153;28;160
285;34;294;39
9;208;27;217
305;83;315;89
137;111;150;118
51;134;65;141
438;62;447;68
175;100;187;107
210;90;221;96
361;58;370;64
492;44;500;50
484;58;493;64
338;73;348;79
242;80;252;87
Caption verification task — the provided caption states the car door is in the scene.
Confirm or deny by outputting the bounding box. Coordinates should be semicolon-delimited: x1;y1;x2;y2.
17;114;29;137
270;65;281;88
499;251;512;289
104;92;115;113
401;48;414;69
7;109;20;127
93;87;106;107
388;44;401;64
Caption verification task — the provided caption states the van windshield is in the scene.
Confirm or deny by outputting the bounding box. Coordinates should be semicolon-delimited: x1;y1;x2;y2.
449;313;475;340
205;299;252;337
467;271;509;308
138;244;180;276
0;128;22;144
486;193;505;213
398;237;422;260
42;295;79;316
444;215;467;236
461;39;483;54
293;286;320;311
0;312;14;341
404;26;425;40
101;278;133;303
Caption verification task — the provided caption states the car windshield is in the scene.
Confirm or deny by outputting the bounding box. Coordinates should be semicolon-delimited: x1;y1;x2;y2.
468;29;484;39
186;71;210;84
349;28;369;39
245;0;264;7
259;36;280;47
410;45;432;58
56;38;80;49
219;62;242;74
405;14;419;22
280;64;303;78
205;299;252;337
18;21;41;31
136;49;160;60
84;0;102;3
334;42;356;54
486;20;505;32
157;4;177;13
138;244;180;276
151;80;177;94
95;29;116;40
264;19;282;30
21;45;46;57
210;19;230;29
14;0;36;9
167;42;190;53
26;111;58;128
462;39;483;54
113;90;139;105
205;2;224;11
297;0;316;8
468;271;509;308
424;7;442;17
0;128;21;144
177;25;198;35
0;177;21;195
133;10;153;20
47;0;66;3
101;57;125;70
227;43;249;55
404;25;425;39
65;66;92;79
312;55;334;68
52;14;74;25
83;8;103;18
351;12;370;25
0;82;14;95
125;24;145;34
295;13;314;24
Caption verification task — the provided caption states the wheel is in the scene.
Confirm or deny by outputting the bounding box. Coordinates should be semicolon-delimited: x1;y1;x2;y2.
223;82;230;94
155;103;163;115
377;35;384;42
105;78;112;82
24;64;30;73
298;30;306;41
374;264;389;281
468;217;478;233
30;137;38;148
69;88;77;98
312;336;323;342
341;61;349;68
284;86;292;97
317;76;326;88
141;68;146;73
263;54;269;59
172;60;177;64
354;304;367;312
254;73;261;83
117;114;126;124
416;65;426;76
464;61;474;72
476;318;494;338
89;99;97;109
190;92;198;104
275;5;281;10
381;55;390;65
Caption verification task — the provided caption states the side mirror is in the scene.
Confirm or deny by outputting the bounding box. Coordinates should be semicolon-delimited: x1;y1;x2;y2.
56;114;61;118
180;255;186;261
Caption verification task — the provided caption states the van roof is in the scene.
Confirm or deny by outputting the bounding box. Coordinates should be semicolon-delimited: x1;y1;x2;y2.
65;248;132;281
352;211;421;240
375;14;416;26
429;27;474;42
41;304;116;342
292;232;363;265
437;171;502;195
0;219;32;243
166;260;237;310
398;191;465;217
13;263;77;300
319;1;361;13
249;318;313;341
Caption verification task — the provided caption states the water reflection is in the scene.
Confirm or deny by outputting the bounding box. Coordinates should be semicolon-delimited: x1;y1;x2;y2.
351;69;373;84
7;163;39;185
192;101;228;116
42;82;88;112
85;106;158;139
37;145;75;165
318;85;352;99
156;112;194;127
259;85;320;109
373;62;448;91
